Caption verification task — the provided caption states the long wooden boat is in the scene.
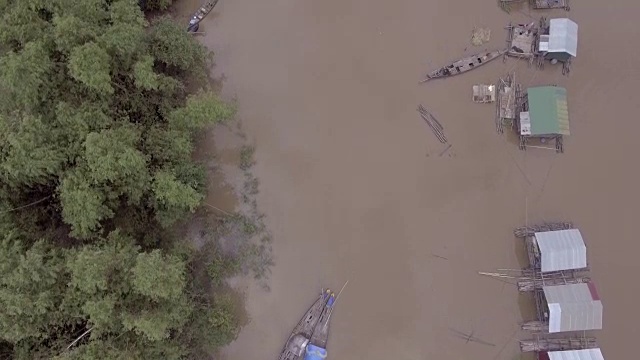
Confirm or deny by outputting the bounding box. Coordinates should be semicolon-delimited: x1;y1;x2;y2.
420;49;505;83
279;288;336;360
187;0;220;32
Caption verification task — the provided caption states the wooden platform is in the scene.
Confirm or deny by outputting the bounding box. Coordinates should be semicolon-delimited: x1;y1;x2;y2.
505;23;539;63
530;0;570;10
473;84;496;103
495;73;521;133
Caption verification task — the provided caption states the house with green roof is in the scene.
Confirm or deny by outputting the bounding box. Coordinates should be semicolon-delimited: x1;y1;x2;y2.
519;86;569;137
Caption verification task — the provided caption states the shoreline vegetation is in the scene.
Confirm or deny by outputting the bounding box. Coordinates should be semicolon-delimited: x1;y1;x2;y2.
0;0;271;358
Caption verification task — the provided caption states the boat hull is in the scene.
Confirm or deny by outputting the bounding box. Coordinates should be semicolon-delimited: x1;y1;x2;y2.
187;0;220;32
421;50;505;82
278;290;332;360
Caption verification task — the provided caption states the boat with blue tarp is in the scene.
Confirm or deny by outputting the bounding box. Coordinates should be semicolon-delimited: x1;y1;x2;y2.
278;288;337;360
186;0;220;32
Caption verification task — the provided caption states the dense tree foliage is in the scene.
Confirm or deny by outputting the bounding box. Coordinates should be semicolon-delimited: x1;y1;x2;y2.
0;0;238;358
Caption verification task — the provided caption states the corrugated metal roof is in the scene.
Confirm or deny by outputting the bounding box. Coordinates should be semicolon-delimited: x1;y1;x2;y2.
544;283;603;333
548;348;604;360
535;229;587;272
527;86;570;136
548;18;578;57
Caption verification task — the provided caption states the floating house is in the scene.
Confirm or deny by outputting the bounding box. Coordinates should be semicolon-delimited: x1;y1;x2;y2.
538;18;578;73
542;348;605;360
530;229;587;272
505;17;577;74
524;282;603;333
516;226;591;291
518;86;569;152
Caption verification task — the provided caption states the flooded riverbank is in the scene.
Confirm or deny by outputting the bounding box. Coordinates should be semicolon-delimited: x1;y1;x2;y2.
177;0;639;358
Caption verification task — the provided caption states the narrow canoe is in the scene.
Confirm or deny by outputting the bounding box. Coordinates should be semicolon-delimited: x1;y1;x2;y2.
278;289;333;360
420;49;505;83
187;0;220;32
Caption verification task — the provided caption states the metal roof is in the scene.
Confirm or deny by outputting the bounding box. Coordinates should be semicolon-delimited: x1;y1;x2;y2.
548;348;604;360
527;86;570;136
548;18;578;57
544;283;603;333
535;229;587;272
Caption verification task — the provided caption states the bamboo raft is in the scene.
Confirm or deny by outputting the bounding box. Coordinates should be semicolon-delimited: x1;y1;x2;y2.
518;272;590;291
499;0;569;12
420;49;505;83
522;320;549;332
495;73;521;133
417;105;447;144
187;0;220;32
520;337;596;352
480;269;590;292
514;222;574;238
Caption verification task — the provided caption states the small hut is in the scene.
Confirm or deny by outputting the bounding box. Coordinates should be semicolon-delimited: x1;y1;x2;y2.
538;18;578;74
541;348;604;360
518;86;569;152
524;282;603;333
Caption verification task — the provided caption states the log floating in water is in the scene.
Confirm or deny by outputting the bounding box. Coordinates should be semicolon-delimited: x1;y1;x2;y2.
479;269;590;292
520;337;597;352
518;275;591;292
521;321;549;332
417;105;447;144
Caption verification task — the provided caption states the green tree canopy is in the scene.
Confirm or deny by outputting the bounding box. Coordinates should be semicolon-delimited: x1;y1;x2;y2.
0;0;238;358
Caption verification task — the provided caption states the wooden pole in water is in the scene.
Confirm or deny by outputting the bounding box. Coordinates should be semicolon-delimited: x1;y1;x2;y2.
323;280;349;328
335;280;349;302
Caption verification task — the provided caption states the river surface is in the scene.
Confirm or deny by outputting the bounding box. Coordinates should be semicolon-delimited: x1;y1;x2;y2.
176;0;639;358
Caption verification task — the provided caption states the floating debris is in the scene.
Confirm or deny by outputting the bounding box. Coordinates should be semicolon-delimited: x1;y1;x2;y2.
417;105;447;144
471;27;491;46
449;328;496;347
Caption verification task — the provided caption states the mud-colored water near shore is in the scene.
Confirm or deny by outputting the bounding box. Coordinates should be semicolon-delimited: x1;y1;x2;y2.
176;0;639;358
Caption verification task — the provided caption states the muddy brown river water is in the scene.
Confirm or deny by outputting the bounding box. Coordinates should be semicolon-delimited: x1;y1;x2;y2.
176;0;639;358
